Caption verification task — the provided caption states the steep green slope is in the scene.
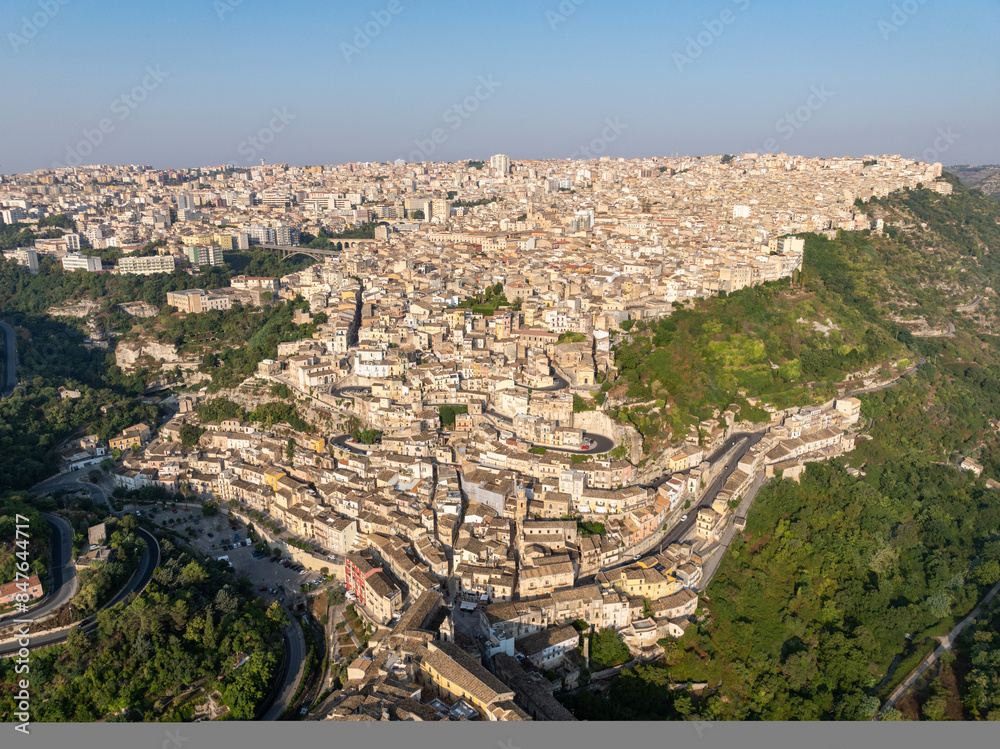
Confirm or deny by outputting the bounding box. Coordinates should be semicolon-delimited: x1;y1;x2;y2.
563;179;1000;721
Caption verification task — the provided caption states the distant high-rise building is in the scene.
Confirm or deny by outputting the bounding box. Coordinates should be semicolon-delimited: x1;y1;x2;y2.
732;205;751;220
275;226;301;247
490;154;512;174
247;225;277;245
0;207;26;224
185;245;224;267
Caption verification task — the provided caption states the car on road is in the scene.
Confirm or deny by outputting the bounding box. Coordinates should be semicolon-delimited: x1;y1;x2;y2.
581;444;591;450
207;532;214;538
681;514;688;521
633;554;641;561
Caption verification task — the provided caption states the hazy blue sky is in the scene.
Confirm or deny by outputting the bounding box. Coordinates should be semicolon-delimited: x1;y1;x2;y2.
2;0;998;172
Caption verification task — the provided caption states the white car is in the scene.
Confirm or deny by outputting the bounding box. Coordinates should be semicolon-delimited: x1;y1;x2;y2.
681;514;688;521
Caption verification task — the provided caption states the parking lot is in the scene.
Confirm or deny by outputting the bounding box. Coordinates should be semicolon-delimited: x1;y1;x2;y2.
142;508;328;605
222;545;325;605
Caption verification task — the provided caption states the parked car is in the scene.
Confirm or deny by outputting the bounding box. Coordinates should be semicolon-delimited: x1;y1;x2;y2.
207;532;214;538
681;514;688;522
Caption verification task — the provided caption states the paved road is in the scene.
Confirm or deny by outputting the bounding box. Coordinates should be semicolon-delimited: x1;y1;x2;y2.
33;468;113;509
513;373;570;392
0;514;77;626
876;577;1000;719
844;357;926;398
262;611;308;720
0;527;160;657
0;320;16;398
484;410;615;455
956;295;984;313
698;473;769;591
330;386;371;399
545;432;615;455
589;432;765;577
649;431;764;552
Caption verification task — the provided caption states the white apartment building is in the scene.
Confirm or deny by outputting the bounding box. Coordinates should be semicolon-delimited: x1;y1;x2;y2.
3;247;38;273
117;255;176;275
61;253;103;272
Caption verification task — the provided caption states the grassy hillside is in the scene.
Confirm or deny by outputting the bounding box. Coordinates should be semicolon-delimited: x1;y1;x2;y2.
608;280;907;452
609;176;1000;456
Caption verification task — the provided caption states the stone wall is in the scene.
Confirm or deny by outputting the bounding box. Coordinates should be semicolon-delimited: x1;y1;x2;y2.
572;410;642;464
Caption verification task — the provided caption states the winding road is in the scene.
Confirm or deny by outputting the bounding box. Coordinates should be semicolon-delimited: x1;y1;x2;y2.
262;613;308;720
876;578;1000;719
484;409;615;455
0;514;77;627
0;527;160;657
513;373;570;392
33;468;114;509
843;356;926;398
648;431;764;550
0;320;16;398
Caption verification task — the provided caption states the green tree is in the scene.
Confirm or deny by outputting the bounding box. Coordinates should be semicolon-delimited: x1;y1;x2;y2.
591;628;630;670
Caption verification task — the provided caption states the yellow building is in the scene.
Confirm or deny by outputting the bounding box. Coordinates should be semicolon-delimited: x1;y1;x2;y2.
596;565;678;600
109;423;153;453
263;467;287;491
